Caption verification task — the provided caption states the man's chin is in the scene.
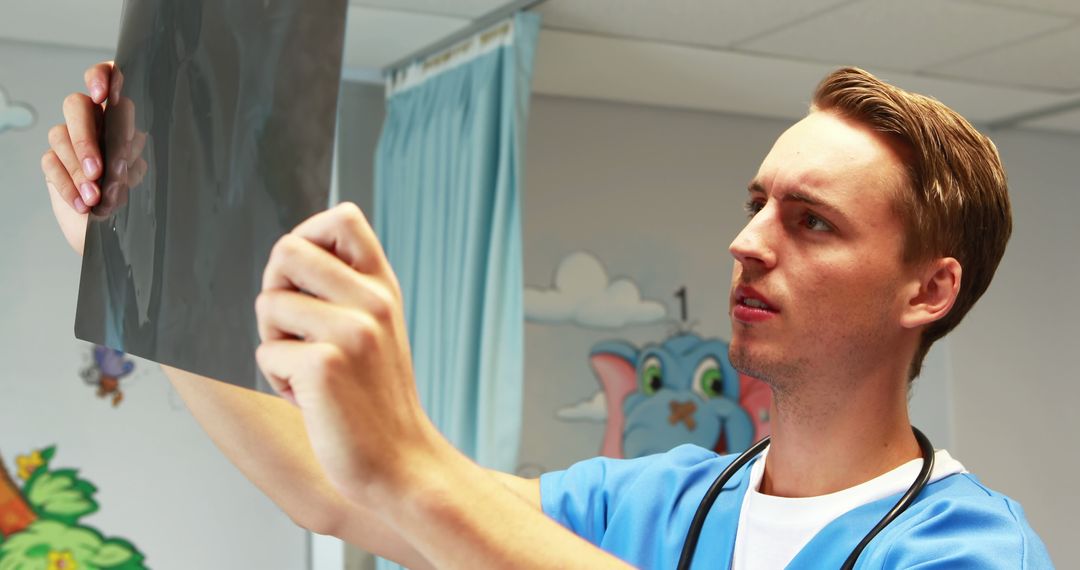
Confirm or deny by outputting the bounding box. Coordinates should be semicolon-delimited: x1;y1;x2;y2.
729;340;798;387
728;340;762;378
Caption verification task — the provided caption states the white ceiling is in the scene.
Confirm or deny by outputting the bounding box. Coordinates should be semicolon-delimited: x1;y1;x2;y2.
736;0;1069;74
2;0;1078;134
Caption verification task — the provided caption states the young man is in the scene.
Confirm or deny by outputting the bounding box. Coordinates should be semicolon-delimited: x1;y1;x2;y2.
42;65;1051;568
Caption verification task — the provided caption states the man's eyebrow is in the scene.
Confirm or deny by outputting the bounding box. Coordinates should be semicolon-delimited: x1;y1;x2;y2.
784;192;850;224
745;181;849;222
783;191;835;209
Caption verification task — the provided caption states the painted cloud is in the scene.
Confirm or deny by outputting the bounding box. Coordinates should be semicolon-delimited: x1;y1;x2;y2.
525;251;668;328
0;87;35;135
555;390;607;422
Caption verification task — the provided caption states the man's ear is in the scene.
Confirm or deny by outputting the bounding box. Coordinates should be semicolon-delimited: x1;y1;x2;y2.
900;257;962;330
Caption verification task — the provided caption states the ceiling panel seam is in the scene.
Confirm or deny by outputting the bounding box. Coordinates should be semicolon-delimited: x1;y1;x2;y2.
984;96;1080;130
916;67;1079;97
726;0;864;49
959;0;1080;19
534;26;1076;101
916;21;1080;74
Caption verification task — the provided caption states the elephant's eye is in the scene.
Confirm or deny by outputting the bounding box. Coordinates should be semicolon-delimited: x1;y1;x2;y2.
692;357;724;399
640;356;663;395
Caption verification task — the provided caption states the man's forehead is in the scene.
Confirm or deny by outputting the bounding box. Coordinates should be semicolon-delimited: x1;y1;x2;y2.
752;111;907;196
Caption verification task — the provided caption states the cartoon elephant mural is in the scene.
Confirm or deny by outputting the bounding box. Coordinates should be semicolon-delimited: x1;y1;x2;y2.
591;333;762;459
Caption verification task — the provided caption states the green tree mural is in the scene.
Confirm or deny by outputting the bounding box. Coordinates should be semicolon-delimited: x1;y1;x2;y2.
0;447;147;569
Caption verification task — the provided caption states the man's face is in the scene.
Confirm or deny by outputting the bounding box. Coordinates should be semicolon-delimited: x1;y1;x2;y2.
728;111;914;388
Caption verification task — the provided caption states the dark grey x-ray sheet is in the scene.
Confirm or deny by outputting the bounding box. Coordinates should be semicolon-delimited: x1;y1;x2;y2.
76;0;348;391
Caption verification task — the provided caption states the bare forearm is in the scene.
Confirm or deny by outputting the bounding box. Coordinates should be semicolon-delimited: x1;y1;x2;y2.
378;446;632;570
162;365;432;569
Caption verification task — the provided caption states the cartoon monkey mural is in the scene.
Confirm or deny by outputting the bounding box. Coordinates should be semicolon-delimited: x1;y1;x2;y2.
80;346;135;407
590;332;771;459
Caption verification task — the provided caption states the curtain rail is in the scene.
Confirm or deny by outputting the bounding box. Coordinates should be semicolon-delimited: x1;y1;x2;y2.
381;0;548;77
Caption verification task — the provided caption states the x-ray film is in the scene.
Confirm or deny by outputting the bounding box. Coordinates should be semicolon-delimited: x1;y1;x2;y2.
75;0;349;390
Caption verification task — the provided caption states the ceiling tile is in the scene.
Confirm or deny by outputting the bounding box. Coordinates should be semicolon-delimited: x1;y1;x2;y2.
349;0;508;19
736;0;1069;72
533;30;832;120
531;30;1075;125
343;6;469;69
536;0;853;49
928;25;1080;92
1019;105;1080;134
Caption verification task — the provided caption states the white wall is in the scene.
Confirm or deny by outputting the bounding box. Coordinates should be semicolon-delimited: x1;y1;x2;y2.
521;96;784;472
520;94;1073;565
0;39;307;570
949;127;1080;567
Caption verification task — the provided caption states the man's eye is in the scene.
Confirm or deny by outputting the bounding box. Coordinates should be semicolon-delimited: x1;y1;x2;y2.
744;199;765;218
804;213;832;232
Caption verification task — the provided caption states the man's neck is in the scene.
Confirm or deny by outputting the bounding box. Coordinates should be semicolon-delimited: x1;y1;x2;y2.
759;368;920;498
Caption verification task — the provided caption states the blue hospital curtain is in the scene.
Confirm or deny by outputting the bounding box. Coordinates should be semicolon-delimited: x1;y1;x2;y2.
374;9;540;501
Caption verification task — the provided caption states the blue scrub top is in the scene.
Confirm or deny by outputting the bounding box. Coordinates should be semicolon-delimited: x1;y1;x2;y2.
540;444;1053;569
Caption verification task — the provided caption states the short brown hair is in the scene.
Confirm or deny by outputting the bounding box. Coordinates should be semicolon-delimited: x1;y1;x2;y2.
811;67;1011;381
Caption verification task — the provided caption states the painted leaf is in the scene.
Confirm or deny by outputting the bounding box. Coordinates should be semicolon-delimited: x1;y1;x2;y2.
25;543;51;558
0;520;103;570
111;556;149;570
90;541;133;567
40;447;56;464
26;470;99;522
94;537;146;570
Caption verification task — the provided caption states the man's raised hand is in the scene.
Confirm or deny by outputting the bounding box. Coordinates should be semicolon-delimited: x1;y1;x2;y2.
40;61;146;254
255;202;444;507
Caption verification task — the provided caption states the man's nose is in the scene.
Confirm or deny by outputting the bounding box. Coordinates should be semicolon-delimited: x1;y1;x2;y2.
729;207;778;269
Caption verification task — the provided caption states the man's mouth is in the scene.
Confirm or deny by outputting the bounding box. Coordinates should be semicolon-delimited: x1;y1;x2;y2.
740;297;772;310
732;286;779;322
734;286;777;310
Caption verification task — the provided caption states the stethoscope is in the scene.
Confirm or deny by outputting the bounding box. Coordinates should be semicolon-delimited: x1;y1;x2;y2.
676;427;935;570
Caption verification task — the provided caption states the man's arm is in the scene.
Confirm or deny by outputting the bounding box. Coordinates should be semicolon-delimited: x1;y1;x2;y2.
166;366;574;569
376;443;634;569
175;359;623;569
164;365;437;568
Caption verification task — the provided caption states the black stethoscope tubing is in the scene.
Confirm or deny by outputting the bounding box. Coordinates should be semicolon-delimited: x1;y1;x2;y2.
676;426;936;570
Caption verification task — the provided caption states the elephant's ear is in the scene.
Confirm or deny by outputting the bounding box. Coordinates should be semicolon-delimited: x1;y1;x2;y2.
739;373;773;441
590;341;640;459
